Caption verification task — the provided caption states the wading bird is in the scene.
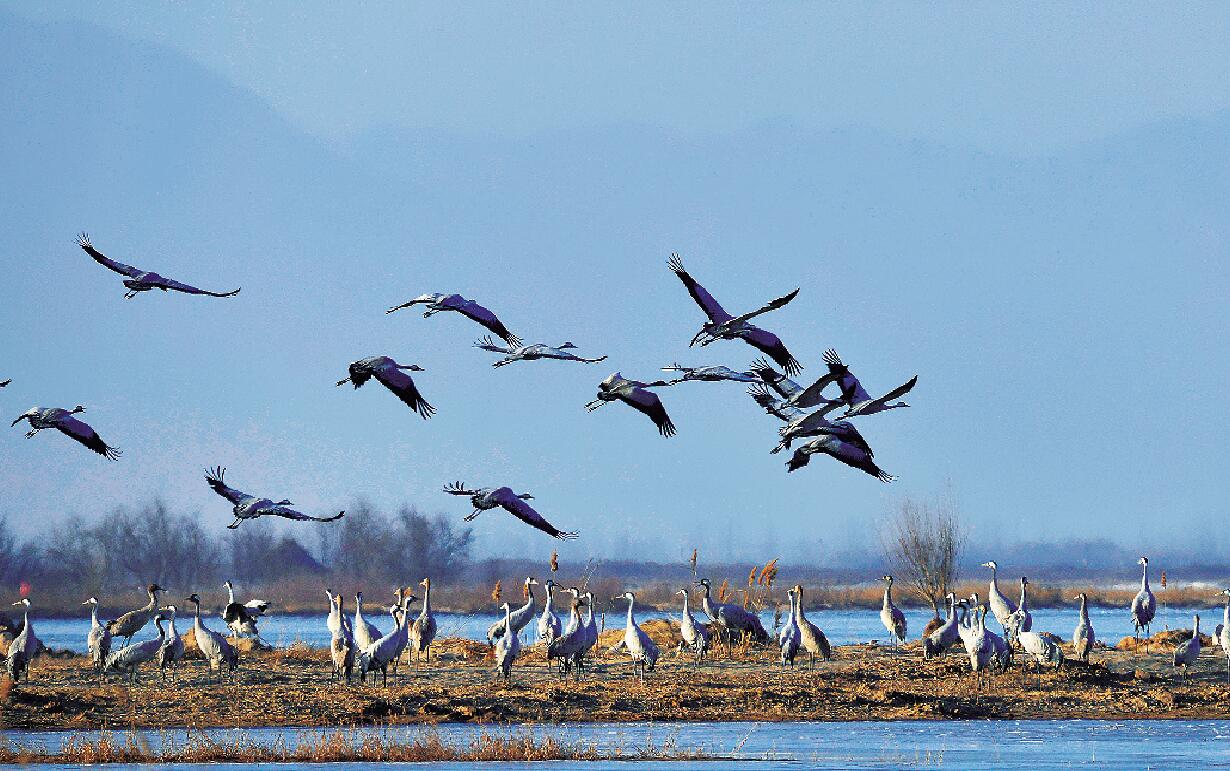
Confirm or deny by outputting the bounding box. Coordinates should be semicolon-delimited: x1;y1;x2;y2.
6;598;40;683
694;578;769;644
546;594;588;678
747;384;873;456
1217;590;1230;682
924;593;960;659
779;587;801;668
537;580;562;646
880;576;907;650
676;588;711;663
335;356;435;419
1131;556;1157;646
613;591;659;681
667;254;801;374
981;561;1017;630
475;337;607;368
359;593;416;686
794;585;831;667
204;467;344;529
408;578;437;664
352;591;383;653
157;605;185;681
329;594;355;684
493;603;520;682
1172;614;1201;683
486;577;539;644
185;593;238;683
786;434;895;481
1018;630;1063;672
1073;592;1095;663
585;373;677;437
106;585;163;646
11;405;121;460
1005;577;1034;645
222;581;267;638
83;597;112;672
387;293;521;346
814;349;916;420
444;482;577;540
660;364;760;384
104;614;166;684
77;233;240;299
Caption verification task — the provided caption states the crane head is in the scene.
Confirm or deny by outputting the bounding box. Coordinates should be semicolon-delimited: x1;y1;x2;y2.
981;561;997;570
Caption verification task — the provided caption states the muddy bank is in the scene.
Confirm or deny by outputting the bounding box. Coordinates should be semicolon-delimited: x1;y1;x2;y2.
3;633;1230;730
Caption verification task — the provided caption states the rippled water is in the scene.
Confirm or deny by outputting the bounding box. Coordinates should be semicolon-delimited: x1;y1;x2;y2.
34;602;1209;654
6;720;1230;769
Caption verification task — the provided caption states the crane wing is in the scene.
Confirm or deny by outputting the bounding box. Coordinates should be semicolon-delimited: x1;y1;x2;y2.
156;275;241;297
56;415;121;460
373;366;436;419
492;488;579;540
474;335;512;354
824;437;895;481
204;467;248;505
741;326;801;376
667;254;731;323
623;386;677;436
77;234;142;278
878;374;918;404
823;349;872;406
0;380;9;388
726;288;800;326
265;505;345;523
448;297;522;347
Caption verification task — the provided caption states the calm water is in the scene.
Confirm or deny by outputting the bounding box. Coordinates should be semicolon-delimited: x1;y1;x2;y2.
34;603;1212;654
6;720;1230;769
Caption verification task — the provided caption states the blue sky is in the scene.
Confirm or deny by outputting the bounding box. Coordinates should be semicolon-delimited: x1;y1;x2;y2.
2;3;1229;564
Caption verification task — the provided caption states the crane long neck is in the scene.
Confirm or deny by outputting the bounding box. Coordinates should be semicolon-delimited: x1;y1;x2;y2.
144;591;157;611
422;584;432;616
882;583;892;610
1018;582;1028;610
625;597;635;626
796;591;808;622
680;593;689;615
166;614;178;635
1141;562;1150;591
1194;615;1200;636
542;587;553;614
90;604;100;627
1079;596;1089;624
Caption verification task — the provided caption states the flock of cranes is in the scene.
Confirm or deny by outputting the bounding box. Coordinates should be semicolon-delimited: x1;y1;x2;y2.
6;555;1230;687
4;236;920;548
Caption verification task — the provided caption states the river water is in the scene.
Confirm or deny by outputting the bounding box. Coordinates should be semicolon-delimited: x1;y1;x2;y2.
33;603;1213;654
4;719;1230;769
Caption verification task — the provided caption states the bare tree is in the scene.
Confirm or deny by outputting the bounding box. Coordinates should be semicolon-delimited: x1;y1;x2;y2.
880;494;965;617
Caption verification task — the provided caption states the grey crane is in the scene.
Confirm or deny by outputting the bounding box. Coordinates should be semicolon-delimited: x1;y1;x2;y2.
577;590;600;669
787;434;895;481
83;597;112;673
694;578;769;644
981;561;1018;631
185;593;238;683
387;292;521;346
445;483;578;541
325;590;343;638
967;605;997;686
614;591;659;681
1216;590;1230;683
493;603;521;682
667;254;802;374
537;580;563;646
586;372;678;437
1004;577;1034;645
408;578;437;664
5;598;40;683
156;605;186;681
0;379;9;387
660;364;760;384
222;580;267;638
546;594;588;678
811;349;916;420
1018;630;1063;672
924;593;960;659
1131;556;1157;647
77;233;240;299
778;586;801;669
475;336;607;367
104;614;166;684
956;596;978;652
747;383;874;456
11;405;121;460
794;585;832;667
359;593;417;686
106;584;164;646
1073;592;1095;663
352;591;383;653
205;467;344;529
1172;614;1202;683
880;576;907;650
486;577;539;644
328;593;355;683
749;358;840;411
676;588;711;663
335;356;435;419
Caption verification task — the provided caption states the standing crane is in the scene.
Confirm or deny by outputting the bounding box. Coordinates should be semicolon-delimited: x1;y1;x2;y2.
106;585;164;646
185;593;238;683
83;597;112;673
222;581;267;639
157;605;186;682
1131;556;1157;648
613;591;659;681
980;561;1017;631
1172;614;1202;683
879;576;907;650
493;603;520;682
1004;577;1034;645
924;593;960;660
352;591;383;653
444;483;578;540
329;593;355;684
335;356;435;419
586;373;678;437
794;585;832;667
475;337;607;368
358;593;416;686
666;254;802;374
104;614;167;684
779;586;801;669
5;598;40;683
486;578;539;644
676;588;711;663
205;467;344;529
387;293;521;346
408;578;437;665
11;405;121;460
694;578;769;644
537;580;562;646
1217;590;1230;683
546;594;588;678
1073;592;1095;663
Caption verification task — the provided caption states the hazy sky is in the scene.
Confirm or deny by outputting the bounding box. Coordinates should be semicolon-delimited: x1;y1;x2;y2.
2;4;1228;564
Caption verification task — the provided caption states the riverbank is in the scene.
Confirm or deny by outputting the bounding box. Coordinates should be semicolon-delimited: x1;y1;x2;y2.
3;630;1230;730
